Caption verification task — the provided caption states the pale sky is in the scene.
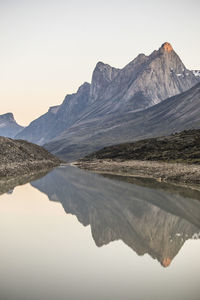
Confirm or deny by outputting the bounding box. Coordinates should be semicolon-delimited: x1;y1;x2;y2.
0;0;200;126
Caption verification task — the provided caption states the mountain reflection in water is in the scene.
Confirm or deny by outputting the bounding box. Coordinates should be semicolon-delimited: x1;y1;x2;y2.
31;166;200;268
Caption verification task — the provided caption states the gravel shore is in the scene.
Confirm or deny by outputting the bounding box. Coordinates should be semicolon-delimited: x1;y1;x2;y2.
74;159;200;184
0;160;60;179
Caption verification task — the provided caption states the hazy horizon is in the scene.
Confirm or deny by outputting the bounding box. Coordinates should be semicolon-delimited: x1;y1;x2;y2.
1;0;200;126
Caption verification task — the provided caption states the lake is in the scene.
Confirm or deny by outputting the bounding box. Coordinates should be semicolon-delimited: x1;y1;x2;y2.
0;165;199;300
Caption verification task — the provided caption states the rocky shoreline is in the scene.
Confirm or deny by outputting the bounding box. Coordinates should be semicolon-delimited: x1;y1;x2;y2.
74;159;200;185
0;160;60;179
0;136;60;179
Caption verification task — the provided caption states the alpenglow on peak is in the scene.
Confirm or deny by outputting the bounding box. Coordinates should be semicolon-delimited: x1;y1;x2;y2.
161;42;173;52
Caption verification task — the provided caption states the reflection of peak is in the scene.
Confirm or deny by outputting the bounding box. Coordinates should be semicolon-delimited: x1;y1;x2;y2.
162;258;172;268
31;166;200;268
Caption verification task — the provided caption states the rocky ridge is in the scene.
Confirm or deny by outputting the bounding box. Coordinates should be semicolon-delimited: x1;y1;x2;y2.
0;136;60;178
77;42;198;121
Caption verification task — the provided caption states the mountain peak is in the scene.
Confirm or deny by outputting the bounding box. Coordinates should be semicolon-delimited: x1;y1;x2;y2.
90;62;120;103
95;61;106;69
0;113;24;138
3;113;14;120
161;42;173;52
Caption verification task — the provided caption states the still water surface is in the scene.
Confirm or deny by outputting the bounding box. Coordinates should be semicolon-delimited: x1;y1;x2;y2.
0;166;200;300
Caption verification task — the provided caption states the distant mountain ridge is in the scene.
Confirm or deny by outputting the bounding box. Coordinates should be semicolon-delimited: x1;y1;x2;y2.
16;82;91;144
0;113;24;138
16;42;198;147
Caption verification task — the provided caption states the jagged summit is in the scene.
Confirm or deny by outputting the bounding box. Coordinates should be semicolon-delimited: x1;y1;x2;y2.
1;112;14;120
161;42;173;52
0;112;19;124
89;61;120;103
0;113;24;138
95;61;110;69
80;40;198;119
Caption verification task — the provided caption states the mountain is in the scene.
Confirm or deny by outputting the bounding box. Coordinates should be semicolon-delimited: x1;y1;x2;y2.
16;82;90;144
0;113;24;138
31;166;200;267
16;42;198;146
45;82;200;161
76;42;198;121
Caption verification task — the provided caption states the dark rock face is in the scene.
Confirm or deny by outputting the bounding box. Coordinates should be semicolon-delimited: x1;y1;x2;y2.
31;166;200;268
45;82;200;161
16;42;198;149
0;113;24;138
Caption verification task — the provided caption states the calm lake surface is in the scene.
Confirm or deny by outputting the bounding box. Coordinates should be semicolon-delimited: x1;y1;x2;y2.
0;165;200;300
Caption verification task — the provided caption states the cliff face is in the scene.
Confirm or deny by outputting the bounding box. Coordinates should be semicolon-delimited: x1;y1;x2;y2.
89;62;120;103
0;136;60;178
75;42;198;121
31;166;200;268
0;113;24;138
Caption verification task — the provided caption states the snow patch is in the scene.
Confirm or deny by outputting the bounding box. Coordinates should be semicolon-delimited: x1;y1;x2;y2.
176;74;183;77
192;232;200;239
48;105;60;114
192;70;200;77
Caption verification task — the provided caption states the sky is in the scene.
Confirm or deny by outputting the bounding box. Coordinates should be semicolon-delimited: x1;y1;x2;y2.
0;0;200;126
